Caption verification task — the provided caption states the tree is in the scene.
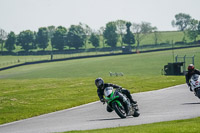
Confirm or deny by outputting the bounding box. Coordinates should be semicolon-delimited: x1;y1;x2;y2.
51;26;67;51
98;26;105;47
66;25;85;50
186;19;199;42
5;31;16;52
103;22;118;48
79;23;92;49
89;32;100;49
47;26;56;52
132;22;157;51
16;30;35;52
115;20;127;46
0;28;7;53
122;22;135;47
47;25;56;39
171;13;192;31
198;21;200;34
36;27;49;50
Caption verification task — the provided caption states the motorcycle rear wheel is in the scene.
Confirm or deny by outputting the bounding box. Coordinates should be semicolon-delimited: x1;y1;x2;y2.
133;111;140;117
196;89;200;99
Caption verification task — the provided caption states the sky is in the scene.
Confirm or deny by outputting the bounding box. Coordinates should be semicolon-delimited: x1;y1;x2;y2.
0;0;200;34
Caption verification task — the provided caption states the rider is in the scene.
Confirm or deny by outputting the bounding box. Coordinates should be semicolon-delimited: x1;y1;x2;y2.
185;64;200;91
95;77;137;112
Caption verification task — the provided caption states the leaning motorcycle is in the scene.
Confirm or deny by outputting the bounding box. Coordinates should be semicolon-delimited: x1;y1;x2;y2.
190;74;200;99
103;87;140;118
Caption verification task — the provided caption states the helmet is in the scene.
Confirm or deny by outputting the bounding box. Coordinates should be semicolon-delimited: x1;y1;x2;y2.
95;77;104;88
188;64;195;71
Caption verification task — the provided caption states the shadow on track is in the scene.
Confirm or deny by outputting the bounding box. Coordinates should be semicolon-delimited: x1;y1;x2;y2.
89;117;133;121
182;102;200;105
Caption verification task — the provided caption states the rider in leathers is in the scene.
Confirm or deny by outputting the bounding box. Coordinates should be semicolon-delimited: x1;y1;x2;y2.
95;77;137;112
185;64;200;91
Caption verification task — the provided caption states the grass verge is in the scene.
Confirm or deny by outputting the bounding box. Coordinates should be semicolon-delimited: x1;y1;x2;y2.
64;117;200;133
0;76;184;124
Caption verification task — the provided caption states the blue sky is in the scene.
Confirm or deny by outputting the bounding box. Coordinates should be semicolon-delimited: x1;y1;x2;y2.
0;0;200;33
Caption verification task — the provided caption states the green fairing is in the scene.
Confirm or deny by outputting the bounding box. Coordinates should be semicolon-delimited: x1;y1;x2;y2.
115;100;122;107
105;94;122;107
105;91;114;101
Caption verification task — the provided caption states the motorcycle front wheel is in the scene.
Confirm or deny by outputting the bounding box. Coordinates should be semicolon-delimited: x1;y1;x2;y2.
112;102;126;118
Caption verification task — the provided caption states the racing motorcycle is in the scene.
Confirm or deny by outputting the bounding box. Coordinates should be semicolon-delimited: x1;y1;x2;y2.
189;74;200;99
103;87;140;118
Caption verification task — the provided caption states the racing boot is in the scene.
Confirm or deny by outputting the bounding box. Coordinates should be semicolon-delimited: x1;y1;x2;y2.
129;98;139;111
132;100;137;104
130;99;138;111
129;98;137;104
132;103;139;111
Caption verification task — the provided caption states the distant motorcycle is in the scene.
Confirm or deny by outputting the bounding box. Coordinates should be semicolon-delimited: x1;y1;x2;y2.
189;74;200;99
103;87;140;118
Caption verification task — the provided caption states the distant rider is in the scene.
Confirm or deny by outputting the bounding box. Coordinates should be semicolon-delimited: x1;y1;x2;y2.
95;77;137;112
185;64;200;91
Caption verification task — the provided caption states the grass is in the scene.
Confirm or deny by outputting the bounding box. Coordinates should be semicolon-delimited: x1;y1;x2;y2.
64;117;200;133
0;47;199;125
0;78;96;124
0;76;184;124
0;47;200;79
0;51;123;68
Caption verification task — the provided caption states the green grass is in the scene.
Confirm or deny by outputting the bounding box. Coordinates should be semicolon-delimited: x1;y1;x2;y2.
64;117;200;133
0;47;200;79
143;31;185;45
0;51;121;68
0;47;199;124
0;55;50;66
85;31;200;48
0;76;184;124
0;78;96;124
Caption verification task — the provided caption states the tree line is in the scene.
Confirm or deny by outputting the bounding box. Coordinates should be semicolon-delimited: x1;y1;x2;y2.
0;13;200;53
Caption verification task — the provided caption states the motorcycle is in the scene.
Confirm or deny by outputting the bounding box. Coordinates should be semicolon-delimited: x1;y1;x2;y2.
103;87;140;118
189;74;200;99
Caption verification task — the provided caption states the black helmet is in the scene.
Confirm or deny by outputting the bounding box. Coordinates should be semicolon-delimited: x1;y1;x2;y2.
95;77;104;88
188;64;195;71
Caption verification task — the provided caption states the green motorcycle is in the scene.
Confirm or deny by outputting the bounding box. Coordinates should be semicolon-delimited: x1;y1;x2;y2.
104;87;140;118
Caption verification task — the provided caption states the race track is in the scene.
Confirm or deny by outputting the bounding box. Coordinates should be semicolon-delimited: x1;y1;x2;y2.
0;84;200;133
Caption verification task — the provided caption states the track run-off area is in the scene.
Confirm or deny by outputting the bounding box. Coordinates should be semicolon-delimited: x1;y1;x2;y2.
0;84;200;133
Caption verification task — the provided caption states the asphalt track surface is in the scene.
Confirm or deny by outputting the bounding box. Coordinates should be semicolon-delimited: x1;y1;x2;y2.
0;84;200;133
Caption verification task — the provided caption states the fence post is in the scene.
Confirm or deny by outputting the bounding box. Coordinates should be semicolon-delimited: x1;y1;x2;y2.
192;55;195;65
175;55;178;62
184;55;186;71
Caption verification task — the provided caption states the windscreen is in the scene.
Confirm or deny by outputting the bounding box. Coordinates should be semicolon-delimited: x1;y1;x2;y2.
192;74;199;81
104;87;113;97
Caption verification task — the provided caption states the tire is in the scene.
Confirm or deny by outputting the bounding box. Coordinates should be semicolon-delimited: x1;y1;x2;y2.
133;111;140;117
196;89;200;99
132;104;140;117
112;102;126;118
